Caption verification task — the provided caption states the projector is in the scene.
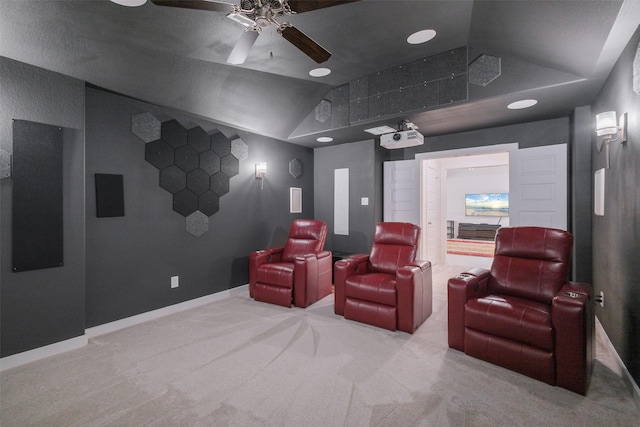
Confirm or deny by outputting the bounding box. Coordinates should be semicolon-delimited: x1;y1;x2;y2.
380;130;424;149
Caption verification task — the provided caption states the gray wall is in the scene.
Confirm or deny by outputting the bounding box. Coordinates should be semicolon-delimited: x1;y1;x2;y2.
590;27;640;385
85;87;315;327
570;106;593;284
313;118;571;256
0;58;86;357
395;116;569;161
0;58;315;358
314;140;388;255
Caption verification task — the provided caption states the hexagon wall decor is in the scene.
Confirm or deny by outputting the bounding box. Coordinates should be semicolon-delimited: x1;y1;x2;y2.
132;113;248;236
0;148;11;179
289;158;302;178
231;138;248;160
132;112;161;142
186;211;209;237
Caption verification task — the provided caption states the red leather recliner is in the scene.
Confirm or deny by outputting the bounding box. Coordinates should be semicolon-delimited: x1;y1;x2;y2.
334;222;433;333
448;226;594;395
249;219;332;308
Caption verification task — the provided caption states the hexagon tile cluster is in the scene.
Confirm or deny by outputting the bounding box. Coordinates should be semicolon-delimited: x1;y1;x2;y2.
131;112;248;236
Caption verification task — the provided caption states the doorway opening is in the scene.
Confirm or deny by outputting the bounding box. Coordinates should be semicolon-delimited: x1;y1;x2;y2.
417;144;517;267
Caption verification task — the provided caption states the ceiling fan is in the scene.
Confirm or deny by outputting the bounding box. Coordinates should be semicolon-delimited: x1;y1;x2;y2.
151;0;359;65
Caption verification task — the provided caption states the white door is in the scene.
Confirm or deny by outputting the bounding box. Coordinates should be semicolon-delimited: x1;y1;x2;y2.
424;161;441;263
509;144;567;230
383;160;420;225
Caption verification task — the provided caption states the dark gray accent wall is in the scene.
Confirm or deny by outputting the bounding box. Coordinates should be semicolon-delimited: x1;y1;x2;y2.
591;28;640;386
85;87;314;327
0;57;86;357
314;140;388;255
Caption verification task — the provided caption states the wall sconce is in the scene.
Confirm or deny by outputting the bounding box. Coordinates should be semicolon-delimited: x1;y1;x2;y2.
255;162;267;189
596;111;627;169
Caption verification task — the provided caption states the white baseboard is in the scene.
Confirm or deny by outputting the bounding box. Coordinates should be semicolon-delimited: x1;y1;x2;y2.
0;285;247;371
0;335;88;371
596;316;640;409
86;285;247;338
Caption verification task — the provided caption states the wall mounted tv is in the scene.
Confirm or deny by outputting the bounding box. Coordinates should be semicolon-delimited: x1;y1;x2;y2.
465;193;509;217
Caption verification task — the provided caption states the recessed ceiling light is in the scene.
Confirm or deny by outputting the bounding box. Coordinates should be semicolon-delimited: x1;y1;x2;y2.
317;136;333;143
407;29;436;45
309;68;331;77
507;99;538;110
110;0;147;6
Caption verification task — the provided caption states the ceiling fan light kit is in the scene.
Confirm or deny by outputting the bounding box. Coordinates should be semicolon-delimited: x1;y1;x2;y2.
151;0;358;64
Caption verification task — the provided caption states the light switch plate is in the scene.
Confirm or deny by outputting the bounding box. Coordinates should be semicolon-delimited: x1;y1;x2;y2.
171;276;179;288
361;197;369;206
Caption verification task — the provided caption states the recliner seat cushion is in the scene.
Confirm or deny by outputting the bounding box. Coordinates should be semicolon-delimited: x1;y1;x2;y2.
345;273;397;306
465;295;553;351
256;262;294;288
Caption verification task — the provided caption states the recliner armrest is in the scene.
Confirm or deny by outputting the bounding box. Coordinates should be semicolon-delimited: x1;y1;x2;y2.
248;247;284;298
293;251;333;308
407;259;431;272
552;281;594;395
447;267;490;351
334;254;370;315
396;260;433;333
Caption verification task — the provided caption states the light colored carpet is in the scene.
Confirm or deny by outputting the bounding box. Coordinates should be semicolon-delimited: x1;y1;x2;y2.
2;264;638;426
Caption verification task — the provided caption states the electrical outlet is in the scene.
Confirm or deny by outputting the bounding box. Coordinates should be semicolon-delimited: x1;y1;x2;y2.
599;290;604;308
171;276;179;289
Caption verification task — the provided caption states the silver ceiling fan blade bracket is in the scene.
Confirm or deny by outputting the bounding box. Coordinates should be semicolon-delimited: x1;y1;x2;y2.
227;27;261;64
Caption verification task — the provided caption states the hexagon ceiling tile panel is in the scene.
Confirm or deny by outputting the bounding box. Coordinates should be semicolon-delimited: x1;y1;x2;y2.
133;113;248;236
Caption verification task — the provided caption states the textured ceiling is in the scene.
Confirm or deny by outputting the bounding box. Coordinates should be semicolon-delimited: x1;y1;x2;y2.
1;0;639;148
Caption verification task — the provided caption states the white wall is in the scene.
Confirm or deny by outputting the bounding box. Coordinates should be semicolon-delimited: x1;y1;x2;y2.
446;165;509;236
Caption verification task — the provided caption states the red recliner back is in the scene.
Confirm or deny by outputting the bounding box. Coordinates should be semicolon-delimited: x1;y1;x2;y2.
369;222;420;274
489;227;573;304
282;219;327;262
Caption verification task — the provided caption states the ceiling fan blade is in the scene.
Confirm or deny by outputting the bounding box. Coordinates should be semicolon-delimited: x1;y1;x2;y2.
227;29;260;65
279;26;330;63
286;0;360;14
150;0;235;13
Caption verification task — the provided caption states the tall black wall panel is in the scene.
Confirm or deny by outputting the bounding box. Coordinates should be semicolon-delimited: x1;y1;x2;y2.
12;120;63;272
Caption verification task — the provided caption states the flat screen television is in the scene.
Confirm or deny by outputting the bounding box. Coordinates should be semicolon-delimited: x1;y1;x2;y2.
465;193;509;217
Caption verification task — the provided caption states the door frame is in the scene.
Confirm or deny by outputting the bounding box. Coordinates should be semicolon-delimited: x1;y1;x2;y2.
415;143;519;264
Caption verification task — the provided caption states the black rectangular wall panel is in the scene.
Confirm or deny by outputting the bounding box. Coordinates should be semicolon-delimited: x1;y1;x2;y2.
95;173;125;217
12;120;64;272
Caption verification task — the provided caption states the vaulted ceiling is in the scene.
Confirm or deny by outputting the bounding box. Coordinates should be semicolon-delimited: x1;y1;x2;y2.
1;0;639;147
